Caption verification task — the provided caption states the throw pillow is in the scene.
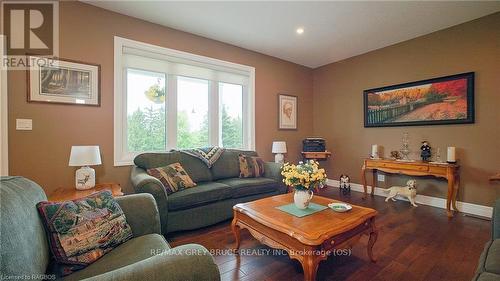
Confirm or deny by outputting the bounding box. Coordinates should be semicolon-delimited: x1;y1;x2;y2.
147;162;197;194
36;191;133;276
238;154;265;178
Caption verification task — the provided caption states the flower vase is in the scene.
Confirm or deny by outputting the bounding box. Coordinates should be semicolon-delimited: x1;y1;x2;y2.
294;189;314;209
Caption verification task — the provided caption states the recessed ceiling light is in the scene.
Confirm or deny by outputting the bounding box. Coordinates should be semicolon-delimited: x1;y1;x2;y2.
296;28;304;35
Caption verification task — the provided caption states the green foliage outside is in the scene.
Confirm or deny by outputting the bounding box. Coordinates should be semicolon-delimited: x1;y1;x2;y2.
221;105;243;148
127;105;242;151
176;110;208;149
128;106;166;152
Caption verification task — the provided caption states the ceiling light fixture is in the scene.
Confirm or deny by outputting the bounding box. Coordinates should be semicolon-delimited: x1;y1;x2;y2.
296;27;304;35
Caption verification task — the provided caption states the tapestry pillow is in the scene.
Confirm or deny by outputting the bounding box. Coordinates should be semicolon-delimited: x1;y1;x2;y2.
147;162;197;194
238;154;265;178
36;191;133;276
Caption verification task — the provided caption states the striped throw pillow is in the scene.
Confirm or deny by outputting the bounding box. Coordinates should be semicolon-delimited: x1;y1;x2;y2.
147;163;196;195
238;154;265;178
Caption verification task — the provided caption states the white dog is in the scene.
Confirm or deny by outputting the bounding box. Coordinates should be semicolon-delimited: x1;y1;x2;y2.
383;179;418;207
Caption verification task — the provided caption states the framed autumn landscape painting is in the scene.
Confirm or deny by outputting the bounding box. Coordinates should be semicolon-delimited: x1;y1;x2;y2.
364;72;474;127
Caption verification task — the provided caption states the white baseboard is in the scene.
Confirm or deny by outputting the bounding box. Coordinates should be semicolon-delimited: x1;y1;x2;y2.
327;179;493;219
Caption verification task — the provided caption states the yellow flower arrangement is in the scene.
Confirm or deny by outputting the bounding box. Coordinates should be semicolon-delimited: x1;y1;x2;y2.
281;160;327;191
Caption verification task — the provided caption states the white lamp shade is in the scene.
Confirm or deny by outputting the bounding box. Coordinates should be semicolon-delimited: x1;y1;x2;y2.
272;141;287;153
69;146;102;166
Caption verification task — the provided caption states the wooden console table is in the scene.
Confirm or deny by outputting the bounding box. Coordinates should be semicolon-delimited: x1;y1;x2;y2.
490;172;500;181
301;151;331;161
361;159;460;217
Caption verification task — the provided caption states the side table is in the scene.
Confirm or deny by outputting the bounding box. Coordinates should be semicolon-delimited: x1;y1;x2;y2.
48;183;123;201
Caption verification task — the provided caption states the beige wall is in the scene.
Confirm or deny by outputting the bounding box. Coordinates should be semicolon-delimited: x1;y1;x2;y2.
313;12;500;206
7;3;499;205
7;2;313;194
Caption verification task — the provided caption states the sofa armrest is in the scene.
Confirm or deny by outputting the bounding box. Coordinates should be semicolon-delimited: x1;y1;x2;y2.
130;166;169;234
263;162;286;193
493;199;500;240
116;194;161;237
82;244;220;281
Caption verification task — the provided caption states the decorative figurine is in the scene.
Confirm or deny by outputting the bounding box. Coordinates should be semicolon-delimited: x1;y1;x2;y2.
383;179;418;207
400;132;411;161
420;141;432;162
390;150;401;160
339;174;351;195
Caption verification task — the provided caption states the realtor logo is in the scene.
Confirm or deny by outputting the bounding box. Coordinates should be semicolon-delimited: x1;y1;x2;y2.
1;1;58;56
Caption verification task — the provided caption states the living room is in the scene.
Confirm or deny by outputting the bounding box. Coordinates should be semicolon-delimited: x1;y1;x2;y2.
1;1;499;281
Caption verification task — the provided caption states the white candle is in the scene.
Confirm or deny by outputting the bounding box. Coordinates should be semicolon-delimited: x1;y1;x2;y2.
371;145;379;158
447;147;456;163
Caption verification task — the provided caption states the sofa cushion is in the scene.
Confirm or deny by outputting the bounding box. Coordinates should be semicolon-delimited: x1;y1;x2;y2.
147;163;197;195
474;272;500;281
167;182;233;211
63;234;169;281
216;177;280;198
211;149;258;180
178;153;213;182
37;191;133;276
476;240;500;277
135;151;212;183
238;154;265;178
134;152;181;170
486;240;500;275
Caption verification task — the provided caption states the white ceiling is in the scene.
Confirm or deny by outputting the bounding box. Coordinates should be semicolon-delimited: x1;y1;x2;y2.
85;1;500;68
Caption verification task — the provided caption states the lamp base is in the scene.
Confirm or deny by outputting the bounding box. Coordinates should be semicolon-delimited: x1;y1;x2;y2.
75;166;96;190
274;153;284;164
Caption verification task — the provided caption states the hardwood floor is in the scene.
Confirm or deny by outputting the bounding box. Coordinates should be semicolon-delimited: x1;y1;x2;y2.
168;187;491;281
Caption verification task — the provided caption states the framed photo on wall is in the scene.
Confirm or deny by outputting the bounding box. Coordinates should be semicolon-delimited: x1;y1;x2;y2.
28;56;100;106
363;72;474;127
278;94;297;130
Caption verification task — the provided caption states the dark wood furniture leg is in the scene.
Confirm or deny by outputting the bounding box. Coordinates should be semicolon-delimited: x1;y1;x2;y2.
361;164;367;199
371;169;377;196
446;170;454;218
452;172;460;211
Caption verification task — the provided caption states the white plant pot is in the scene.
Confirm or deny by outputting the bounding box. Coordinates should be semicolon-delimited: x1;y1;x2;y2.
294;189;314;209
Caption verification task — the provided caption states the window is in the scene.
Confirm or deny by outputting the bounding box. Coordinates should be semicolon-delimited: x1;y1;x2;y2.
114;37;255;166
177;76;209;149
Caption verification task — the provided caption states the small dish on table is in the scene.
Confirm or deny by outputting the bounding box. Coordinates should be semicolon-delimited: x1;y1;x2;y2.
328;202;352;213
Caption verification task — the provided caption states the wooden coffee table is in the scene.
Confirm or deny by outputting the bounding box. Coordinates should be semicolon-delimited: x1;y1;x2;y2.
232;193;378;281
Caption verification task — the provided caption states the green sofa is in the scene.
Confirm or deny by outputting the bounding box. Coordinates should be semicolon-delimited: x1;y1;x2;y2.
473;199;500;281
131;149;286;234
0;176;220;281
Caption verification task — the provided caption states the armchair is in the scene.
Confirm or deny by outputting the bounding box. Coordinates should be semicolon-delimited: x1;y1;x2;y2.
0;176;220;281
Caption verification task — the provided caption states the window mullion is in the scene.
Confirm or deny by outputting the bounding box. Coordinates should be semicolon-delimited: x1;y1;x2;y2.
242;85;249;149
209;81;220;147
166;74;177;149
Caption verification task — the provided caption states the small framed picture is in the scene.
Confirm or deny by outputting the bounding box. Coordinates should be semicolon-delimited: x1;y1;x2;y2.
28;56;100;106
278;94;297;130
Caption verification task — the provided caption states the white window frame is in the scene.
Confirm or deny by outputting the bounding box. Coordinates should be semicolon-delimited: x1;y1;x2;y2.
114;36;255;166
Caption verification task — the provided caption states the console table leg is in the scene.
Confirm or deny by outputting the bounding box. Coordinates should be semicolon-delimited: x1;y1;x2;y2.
446;177;454;217
361;164;367;199
452;174;460;211
231;217;241;253
371;170;377;196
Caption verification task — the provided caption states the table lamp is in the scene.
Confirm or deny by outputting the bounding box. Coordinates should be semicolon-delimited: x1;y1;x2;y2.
69;146;102;190
272;141;287;164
